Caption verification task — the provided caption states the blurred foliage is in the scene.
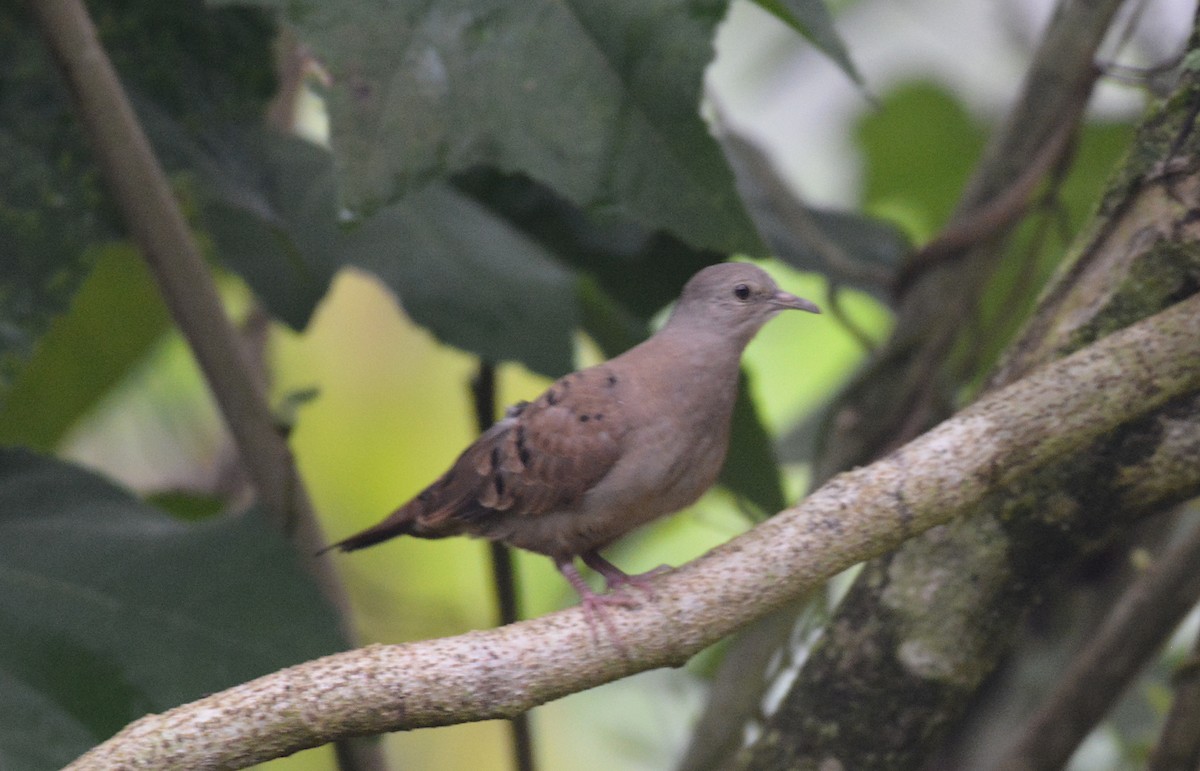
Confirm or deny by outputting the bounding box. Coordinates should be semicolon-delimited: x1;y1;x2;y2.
0;449;345;770
0;0;274;392
856;82;988;242
855;81;1135;394
721;131;909;302
202;0;894;379
0;244;169;451
968;118;1135;392
218;0;761;253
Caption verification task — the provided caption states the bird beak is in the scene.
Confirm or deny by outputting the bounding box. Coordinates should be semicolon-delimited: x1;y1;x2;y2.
771;290;821;314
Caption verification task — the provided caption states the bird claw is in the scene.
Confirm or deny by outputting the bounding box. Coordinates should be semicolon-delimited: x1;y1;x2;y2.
578;589;642;653
558;555;675;652
602;564;672;600
581;551;673;601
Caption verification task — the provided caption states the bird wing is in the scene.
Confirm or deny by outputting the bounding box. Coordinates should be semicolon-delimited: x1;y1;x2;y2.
426;365;628;529
329;365;629;551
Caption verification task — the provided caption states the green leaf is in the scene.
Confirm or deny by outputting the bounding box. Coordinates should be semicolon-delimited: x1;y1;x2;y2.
0;6;137;393
452;168;720;325
0;449;346;767
226;0;763;255
720;132;907;301
197;130;344;330
0;668;100;771
344;182;580;376
855;82;988;242
0;245;169;449
751;0;864;86
720;371;786;517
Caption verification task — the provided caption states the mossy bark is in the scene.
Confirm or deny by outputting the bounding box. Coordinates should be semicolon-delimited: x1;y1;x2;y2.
732;14;1200;771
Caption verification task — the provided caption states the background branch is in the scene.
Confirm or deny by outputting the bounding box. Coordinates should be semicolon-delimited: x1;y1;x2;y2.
1148;613;1200;771
65;293;1200;770
30;1;383;769
994;509;1200;770
471;361;536;771
816;0;1123;478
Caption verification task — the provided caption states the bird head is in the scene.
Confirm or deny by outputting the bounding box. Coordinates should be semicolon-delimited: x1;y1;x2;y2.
665;262;820;346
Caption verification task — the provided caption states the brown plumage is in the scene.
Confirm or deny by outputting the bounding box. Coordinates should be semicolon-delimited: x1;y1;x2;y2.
324;262;820;634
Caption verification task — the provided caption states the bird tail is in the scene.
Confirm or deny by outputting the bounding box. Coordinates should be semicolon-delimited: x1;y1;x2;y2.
317;500;424;555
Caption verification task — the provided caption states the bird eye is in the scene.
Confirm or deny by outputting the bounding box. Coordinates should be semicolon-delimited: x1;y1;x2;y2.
733;283;751;301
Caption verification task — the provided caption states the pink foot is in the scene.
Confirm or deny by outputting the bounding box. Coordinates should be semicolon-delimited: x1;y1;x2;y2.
555;558;642;650
581;551;672;600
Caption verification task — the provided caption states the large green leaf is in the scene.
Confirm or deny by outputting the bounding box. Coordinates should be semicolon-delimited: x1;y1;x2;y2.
720;132;908;302
855;82;988;241
0;449;346;769
0;2;107;393
0;0;278;394
344;182;580;376
453;168;722;326
221;0;763;256
195;130;344;330
720;373;786;517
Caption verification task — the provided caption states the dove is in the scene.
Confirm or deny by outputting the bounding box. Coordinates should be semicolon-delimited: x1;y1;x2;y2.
324;262;820;638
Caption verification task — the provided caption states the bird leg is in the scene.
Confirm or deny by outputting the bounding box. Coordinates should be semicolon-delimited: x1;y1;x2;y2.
555;557;640;647
581;551;671;600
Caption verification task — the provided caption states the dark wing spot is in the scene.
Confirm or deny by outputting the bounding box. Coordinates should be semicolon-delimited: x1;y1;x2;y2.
458;499;498;523
579;414;590;423
515;425;532;466
418;490;433;503
506;400;530;418
546;388;559;406
593;413;604;421
606;373;618;387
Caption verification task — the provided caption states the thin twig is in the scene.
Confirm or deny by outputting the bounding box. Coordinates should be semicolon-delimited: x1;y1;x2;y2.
1147;595;1200;771
895;105;1086;296
470;362;537;771
822;282;878;354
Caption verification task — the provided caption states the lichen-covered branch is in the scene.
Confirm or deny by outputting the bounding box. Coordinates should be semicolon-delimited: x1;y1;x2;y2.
66;293;1200;770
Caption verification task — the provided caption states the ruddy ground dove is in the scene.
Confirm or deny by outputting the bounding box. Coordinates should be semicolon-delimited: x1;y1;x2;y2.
324;262;820;634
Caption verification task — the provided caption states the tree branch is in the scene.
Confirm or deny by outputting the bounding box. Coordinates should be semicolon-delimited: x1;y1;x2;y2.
65;293;1200;770
736;27;1200;763
815;0;1125;480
